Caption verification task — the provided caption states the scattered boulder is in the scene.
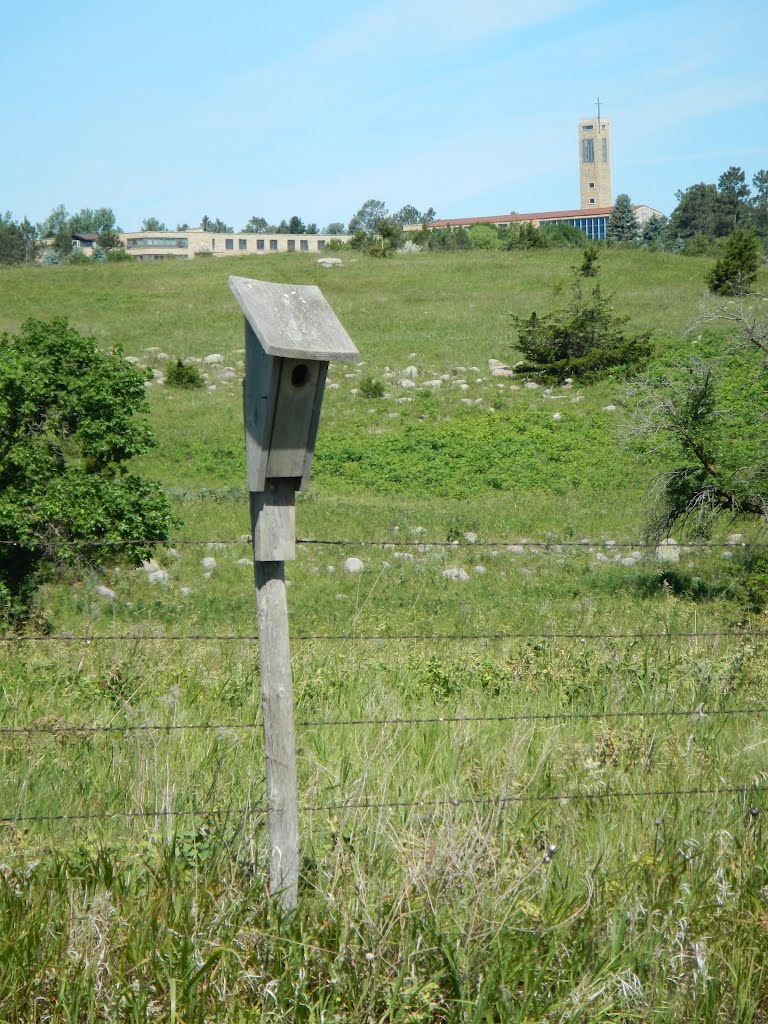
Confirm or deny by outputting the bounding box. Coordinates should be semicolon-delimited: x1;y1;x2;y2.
464;532;478;544
443;567;470;582
317;257;342;267
402;365;418;379
201;557;217;571
399;379;417;389
727;533;744;545
474;565;487;575
94;585;117;601
147;569;169;584
603;404;618;412
422;379;442;389
204;354;223;365
344;557;365;573
524;381;539;390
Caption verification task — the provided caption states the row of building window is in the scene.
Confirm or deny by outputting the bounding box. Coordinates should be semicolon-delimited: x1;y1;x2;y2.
126;236;328;252
543;215;609;240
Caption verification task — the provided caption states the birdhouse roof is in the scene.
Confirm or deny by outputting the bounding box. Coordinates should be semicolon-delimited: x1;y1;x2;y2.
228;276;360;362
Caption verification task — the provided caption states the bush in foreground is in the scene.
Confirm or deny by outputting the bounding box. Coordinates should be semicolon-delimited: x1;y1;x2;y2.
0;318;175;621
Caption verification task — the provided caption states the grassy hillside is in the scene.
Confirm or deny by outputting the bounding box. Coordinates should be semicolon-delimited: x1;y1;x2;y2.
1;249;767;1022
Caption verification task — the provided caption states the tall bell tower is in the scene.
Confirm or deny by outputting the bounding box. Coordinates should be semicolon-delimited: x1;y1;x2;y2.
579;101;612;208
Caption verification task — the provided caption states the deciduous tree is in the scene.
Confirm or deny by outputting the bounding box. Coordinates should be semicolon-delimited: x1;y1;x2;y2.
0;318;175;621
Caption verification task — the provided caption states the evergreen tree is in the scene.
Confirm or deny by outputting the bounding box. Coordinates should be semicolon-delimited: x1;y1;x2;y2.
607;194;639;243
706;227;760;295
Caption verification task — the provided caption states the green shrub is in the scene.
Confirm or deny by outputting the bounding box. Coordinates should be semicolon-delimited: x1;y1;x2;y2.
359;375;385;398
165;357;205;389
706;227;760;295
0;318;175;621
511;278;652;381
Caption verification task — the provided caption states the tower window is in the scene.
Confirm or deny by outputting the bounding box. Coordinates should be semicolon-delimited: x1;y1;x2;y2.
602;138;608;162
589;198;596;205
588;181;595;188
583;124;594;130
582;138;595;162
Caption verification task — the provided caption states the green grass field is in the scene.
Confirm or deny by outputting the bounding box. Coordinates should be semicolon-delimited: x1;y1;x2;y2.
1;249;767;1022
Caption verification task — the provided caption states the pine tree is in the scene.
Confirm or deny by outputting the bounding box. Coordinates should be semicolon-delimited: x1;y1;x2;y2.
607;194;639;243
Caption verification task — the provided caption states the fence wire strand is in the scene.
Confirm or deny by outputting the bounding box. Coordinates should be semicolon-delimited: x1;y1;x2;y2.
2;782;763;827
0;536;764;550
1;629;766;645
2;704;768;738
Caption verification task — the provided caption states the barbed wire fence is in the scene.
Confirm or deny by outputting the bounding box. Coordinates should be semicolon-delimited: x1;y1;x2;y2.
1;530;766;834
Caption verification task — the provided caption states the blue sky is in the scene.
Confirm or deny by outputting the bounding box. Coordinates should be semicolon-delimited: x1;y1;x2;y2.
2;0;767;231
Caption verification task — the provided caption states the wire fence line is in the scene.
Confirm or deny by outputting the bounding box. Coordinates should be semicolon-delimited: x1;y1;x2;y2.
1;782;764;827
0;536;764;551
2;629;766;645
2;704;768;738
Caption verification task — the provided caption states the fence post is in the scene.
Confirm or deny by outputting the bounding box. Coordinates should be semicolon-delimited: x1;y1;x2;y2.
251;487;299;908
230;276;359;911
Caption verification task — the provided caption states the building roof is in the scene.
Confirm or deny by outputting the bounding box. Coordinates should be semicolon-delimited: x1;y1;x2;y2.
72;232;99;241
429;208;615;229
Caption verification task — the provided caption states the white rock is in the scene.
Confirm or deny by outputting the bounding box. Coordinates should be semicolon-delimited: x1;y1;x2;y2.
474;565;487;574
506;545;525;554
620;557;638;567
488;359;510;372
393;551;414;561
144;346;161;354
141;558;161;573
552;412;562;421
147;569;169;584
125;356;141;365
464;532;478;544
603;404;618;412
179;586;192;596
423;379;442;389
399;379;417;389
95;585;117;600
207;385;217;392
443;567;470;582
492;367;516;378
403;365;418;379
721;551;734;560
155;375;166;386
326;565;335;573
595;553;609;563
219;369;237;381
157;352;169;361
344;556;365;573
326;382;340;390
204;354;223;365
201;557;217;571
727;534;744;545
458;383;470;391
524;381;539;390
237;558;252;566
460;398;473;406
317;257;342;267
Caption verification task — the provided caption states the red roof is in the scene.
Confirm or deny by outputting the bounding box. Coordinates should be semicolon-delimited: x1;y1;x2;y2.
429;207;615;228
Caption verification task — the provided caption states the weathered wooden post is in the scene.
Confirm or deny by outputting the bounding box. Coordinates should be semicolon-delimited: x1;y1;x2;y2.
229;276;359;909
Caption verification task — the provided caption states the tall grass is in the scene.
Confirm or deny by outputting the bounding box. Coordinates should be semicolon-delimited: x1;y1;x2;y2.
1;249;767;1021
